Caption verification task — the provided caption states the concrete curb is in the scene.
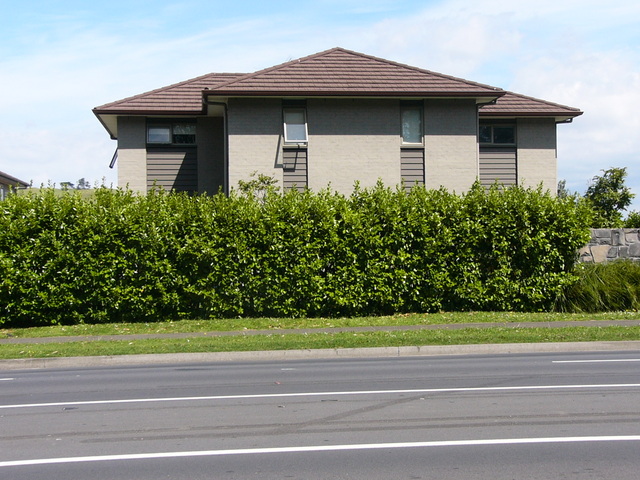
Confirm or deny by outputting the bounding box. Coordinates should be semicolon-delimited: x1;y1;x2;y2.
2;341;640;371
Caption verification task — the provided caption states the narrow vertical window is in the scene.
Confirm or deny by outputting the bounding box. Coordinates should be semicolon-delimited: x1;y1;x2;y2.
401;105;423;144
283;108;308;143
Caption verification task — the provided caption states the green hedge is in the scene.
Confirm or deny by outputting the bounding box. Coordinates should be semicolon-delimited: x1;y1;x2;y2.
0;183;592;327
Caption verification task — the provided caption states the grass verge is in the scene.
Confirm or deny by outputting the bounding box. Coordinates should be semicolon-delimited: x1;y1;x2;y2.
3;311;640;339
2;326;640;360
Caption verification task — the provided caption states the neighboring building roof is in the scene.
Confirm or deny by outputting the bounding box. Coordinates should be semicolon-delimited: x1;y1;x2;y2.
204;47;504;98
93;47;582;138
480;91;582;122
0;170;29;188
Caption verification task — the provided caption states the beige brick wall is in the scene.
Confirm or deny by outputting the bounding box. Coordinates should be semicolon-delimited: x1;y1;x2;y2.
516;119;557;192
227;98;403;194
226;97;516;195
424;100;478;193
227;98;283;191
307;99;400;192
117;117;147;193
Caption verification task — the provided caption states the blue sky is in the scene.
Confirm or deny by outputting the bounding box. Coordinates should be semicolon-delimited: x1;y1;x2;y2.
2;0;639;210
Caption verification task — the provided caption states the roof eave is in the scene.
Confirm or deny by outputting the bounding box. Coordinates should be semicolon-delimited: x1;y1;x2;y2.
0;172;29;188
92;110;117;140
204;90;505;100
92;108;204;116
479;111;583;122
92;108;206;140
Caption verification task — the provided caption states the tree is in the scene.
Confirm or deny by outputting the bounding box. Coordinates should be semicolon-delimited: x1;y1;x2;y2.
625;210;640;228
584;167;635;227
236;171;280;202
557;179;570;199
76;178;91;190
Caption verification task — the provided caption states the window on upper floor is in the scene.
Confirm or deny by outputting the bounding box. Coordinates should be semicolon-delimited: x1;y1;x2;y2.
401;104;423;144
479;124;515;145
283;108;308;144
147;122;196;145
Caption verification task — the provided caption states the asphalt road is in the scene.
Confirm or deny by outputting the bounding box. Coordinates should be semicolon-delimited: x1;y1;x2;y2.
1;351;640;479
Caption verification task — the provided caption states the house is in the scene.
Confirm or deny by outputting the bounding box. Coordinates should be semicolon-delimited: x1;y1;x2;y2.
93;47;582;195
0;170;29;200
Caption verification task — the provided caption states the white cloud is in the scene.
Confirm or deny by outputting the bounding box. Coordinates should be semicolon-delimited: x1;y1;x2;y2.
349;1;640;210
501;48;640;210
2;0;639;212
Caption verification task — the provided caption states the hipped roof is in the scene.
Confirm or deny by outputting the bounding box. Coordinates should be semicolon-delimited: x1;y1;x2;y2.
94;47;582;137
202;47;504;97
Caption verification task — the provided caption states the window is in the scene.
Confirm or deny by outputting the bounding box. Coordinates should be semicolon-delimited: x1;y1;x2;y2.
172;124;197;144
479;125;515;145
147;122;196;144
401;105;423;144
148;126;171;144
283;108;308;144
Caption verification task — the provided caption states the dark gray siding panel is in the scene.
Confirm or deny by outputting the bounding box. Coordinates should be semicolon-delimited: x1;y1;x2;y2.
401;148;424;190
479;147;516;189
197;117;225;194
147;147;198;192
283;148;307;191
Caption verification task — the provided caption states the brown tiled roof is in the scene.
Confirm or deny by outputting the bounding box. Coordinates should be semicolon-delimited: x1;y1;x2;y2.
93;72;242;114
480;91;582;119
93;48;582;122
206;47;504;97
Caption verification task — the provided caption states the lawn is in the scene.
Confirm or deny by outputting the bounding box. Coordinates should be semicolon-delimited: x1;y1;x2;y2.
2;312;640;360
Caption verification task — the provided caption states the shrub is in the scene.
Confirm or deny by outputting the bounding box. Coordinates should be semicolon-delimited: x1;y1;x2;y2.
555;260;640;312
444;183;592;311
0;183;592;327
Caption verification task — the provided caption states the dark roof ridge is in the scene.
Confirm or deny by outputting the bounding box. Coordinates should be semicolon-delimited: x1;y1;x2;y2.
207;46;505;94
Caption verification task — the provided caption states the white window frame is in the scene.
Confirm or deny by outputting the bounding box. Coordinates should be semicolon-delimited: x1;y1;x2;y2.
283;108;308;144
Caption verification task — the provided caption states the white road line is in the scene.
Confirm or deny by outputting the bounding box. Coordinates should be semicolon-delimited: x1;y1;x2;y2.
2;383;640;410
2;435;640;468
553;359;640;363
0;378;14;381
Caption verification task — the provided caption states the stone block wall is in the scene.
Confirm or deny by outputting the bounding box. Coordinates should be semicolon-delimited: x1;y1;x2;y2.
578;229;640;263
